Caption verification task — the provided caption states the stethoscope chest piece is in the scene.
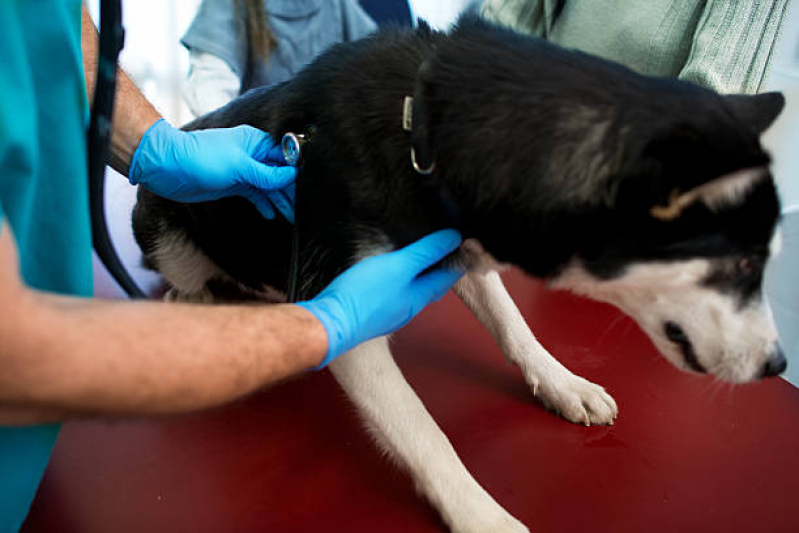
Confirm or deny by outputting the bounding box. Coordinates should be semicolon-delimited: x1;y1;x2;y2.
282;132;308;166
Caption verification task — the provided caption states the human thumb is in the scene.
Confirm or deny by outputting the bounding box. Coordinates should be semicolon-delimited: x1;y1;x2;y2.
394;229;463;274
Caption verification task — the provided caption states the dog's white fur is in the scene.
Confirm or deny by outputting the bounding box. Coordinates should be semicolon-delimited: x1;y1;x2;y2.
331;336;529;533
154;228;220;297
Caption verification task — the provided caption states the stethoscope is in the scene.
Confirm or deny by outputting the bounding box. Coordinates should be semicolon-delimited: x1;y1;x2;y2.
89;0;309;301
87;0;144;298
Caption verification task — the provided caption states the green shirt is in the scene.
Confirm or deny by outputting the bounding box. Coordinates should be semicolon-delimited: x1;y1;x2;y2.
481;0;791;94
0;0;92;530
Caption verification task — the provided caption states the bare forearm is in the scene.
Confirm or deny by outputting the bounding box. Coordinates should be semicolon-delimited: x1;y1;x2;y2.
81;4;161;176
1;288;326;422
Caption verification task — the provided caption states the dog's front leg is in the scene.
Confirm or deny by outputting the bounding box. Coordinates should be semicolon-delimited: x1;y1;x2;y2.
329;337;529;533
453;271;618;425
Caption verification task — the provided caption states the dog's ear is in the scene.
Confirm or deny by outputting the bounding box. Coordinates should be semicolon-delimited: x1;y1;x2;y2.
724;92;785;134
650;166;769;221
626;112;774;220
617;122;707;204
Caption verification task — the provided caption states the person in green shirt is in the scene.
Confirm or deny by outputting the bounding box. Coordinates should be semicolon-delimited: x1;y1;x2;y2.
481;0;791;95
0;3;463;531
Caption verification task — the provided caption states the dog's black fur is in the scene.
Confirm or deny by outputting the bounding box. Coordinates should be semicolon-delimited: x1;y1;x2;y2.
133;16;783;301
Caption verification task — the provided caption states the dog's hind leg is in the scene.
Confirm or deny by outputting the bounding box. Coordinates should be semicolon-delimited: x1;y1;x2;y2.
329;337;529;533
453;271;618;426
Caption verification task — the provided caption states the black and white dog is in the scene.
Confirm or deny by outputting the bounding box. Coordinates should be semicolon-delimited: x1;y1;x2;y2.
133;17;786;533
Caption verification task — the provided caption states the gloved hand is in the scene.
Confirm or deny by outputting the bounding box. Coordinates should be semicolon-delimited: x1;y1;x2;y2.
297;229;465;367
129;119;296;222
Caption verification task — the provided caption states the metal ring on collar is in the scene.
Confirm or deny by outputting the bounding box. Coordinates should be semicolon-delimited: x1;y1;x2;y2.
411;147;436;175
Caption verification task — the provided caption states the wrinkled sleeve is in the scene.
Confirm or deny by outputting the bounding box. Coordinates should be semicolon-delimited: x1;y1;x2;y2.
341;0;378;41
679;0;791;94
185;51;242;117
181;0;248;79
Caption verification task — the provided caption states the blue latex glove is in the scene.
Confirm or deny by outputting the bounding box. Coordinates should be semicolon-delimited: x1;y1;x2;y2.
297;229;465;367
129;119;296;222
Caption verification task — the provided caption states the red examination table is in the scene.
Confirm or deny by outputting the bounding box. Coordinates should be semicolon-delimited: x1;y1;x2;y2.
22;268;799;533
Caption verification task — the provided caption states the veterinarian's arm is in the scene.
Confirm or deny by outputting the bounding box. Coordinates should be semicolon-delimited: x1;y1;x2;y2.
81;4;161;176
0;226;462;423
0;223;327;423
81;5;295;221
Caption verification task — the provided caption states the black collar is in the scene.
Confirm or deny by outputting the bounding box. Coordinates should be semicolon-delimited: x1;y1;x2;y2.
403;58;437;175
402;64;462;230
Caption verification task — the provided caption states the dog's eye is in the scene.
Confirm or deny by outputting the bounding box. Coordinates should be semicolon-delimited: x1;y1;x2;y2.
738;253;767;275
738;257;752;273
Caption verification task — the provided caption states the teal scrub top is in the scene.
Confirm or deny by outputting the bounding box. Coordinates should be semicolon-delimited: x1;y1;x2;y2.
0;0;92;530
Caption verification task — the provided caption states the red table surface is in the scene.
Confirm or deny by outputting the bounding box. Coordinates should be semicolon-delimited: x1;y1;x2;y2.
23;268;799;533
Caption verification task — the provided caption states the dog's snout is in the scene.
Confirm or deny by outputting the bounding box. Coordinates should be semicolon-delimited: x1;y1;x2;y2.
761;347;787;378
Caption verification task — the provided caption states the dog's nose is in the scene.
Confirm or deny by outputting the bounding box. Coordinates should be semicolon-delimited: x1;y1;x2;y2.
761;347;787;378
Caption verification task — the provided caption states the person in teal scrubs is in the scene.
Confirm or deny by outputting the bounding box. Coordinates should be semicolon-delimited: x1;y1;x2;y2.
0;3;463;531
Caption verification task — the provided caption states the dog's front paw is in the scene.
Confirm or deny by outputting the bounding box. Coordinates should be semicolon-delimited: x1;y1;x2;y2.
534;372;618;426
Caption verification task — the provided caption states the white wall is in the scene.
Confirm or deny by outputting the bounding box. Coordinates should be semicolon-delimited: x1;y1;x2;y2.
763;5;799;387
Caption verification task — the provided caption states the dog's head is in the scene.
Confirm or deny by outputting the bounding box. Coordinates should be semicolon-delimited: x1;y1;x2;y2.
425;18;786;382
549;92;786;383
